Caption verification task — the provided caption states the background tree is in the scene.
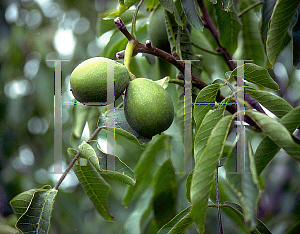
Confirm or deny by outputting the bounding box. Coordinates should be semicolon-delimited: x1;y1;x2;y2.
1;0;300;233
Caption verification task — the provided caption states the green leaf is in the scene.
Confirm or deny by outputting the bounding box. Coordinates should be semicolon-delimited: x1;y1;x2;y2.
10;186;57;234
214;1;241;55
73;163;114;221
194;108;225;162
79;141;101;171
220;202;272;234
97;148;136;186
286;220;300;234
100;126;143;147
246;110;300;163
130;55;160;81
231;63;279;90
10;189;37;219
106;0;139;18
193;83;221;129
245;86;293;118
209;169;241;206
87;107;102;137
223;0;233;11
124;0;139;7
266;0;300;66
255;136;281;175
98;109;150;145
165;9;177;53
157;206;193;234
77;141;136;186
68;148;114;221
123;188;153;234
159;0;183;26
226;133;259;230
185;171;193;203
179;30;203;78
261;0;276;40
190;27;219;76
102;31;128;59
181;0;203;31
123;134;169;206
145;0;160;12
255;106;300;175
153;159;176;228
176;86;185;138
99;10;145;36
238;1;266;66
71;105;92;146
155;76;170;89
164;8;202;78
292;13;300;69
190;115;234;234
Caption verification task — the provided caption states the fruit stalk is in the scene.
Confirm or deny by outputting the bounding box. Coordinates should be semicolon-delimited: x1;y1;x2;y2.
114;17;207;90
124;40;136;81
114;16;262;128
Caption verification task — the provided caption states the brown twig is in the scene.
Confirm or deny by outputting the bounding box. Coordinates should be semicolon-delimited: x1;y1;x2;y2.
197;0;236;71
114;17;263;125
114;16;240;115
196;0;267;121
54;127;102;190
114;17;208;89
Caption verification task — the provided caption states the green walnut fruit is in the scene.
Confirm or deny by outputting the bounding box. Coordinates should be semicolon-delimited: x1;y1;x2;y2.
148;5;170;53
124;78;174;138
70;57;129;103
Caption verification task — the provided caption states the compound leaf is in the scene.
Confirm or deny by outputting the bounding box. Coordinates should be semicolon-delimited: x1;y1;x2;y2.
245;86;293;118
181;0;203;31
255;106;300;175
220;202;272;234
226;134;259;230
153;159;176;228
215;1;241;55
194;108;225;162
246;110;300;163
159;0;183;26
97;147;136;186
157;206;193;234
100;126;143;147
231;63;279;90
68;148;114;221
238;1;266;66
123;134;169;206
123;188;153;234
266;0;300;66
10;186;57;234
193;83;221;129
191;115;234;233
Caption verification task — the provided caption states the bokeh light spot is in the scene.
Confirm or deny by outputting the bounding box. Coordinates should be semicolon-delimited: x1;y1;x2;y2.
4;79;32;99
19;145;35;166
5;3;19;24
28;116;49;134
53;29;76;57
25;9;42;29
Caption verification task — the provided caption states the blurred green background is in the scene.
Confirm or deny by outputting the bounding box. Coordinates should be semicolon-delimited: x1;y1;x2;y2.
1;0;300;234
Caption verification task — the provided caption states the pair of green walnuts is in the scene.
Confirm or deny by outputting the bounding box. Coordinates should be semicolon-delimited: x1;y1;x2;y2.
70;57;174;138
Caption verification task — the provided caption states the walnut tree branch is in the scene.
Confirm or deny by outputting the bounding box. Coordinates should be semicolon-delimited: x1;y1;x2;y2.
114;17;208;89
197;0;236;71
197;0;266;121
114;17;258;121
